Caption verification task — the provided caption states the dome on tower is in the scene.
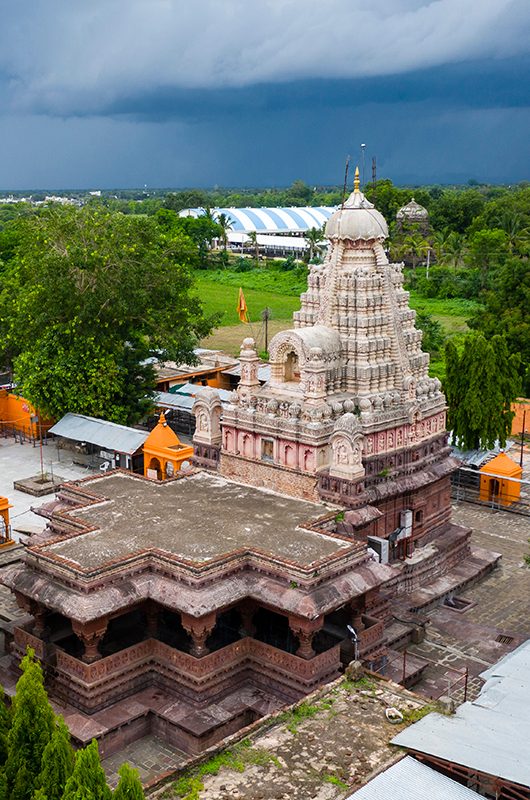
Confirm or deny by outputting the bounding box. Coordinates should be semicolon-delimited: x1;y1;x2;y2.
325;167;388;242
396;197;429;222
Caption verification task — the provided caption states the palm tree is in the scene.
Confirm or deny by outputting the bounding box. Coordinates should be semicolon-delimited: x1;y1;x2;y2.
431;228;452;263
444;232;466;269
495;209;530;254
246;230;260;264
305;226;326;262
216;212;233;252
394;233;430;269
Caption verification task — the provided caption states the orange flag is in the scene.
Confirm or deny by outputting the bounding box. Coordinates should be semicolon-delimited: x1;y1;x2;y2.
237;287;249;323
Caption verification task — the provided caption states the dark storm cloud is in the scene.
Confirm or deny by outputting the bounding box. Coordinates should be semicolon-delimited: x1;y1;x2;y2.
1;0;529;117
0;1;528;188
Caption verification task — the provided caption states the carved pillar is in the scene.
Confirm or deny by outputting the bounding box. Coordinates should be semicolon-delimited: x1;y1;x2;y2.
145;603;158;639
72;618;108;663
181;612;216;658
289;615;324;660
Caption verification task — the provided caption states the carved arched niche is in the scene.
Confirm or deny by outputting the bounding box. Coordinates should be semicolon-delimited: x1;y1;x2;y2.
329;413;365;481
269;334;305;387
192;389;222;446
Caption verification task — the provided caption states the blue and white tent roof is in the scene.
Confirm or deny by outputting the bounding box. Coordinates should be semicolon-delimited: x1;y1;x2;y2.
180;207;336;234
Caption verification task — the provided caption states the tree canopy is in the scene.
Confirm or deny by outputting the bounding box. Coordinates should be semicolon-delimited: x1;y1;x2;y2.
0;207;216;424
444;334;520;450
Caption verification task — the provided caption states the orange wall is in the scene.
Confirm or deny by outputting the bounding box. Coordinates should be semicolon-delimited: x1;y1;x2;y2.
512;398;530;435
0;391;53;437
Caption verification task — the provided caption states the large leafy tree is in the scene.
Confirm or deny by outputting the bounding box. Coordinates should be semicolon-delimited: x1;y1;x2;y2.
62;740;111;800
4;650;55;800
468;256;530;394
444;333;520;450
0;207;215;424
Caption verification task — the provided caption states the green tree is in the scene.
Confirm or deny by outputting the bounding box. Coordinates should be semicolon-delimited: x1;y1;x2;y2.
444;231;466;269
62;740;111;800
215;212;233;252
468;256;530;394
0;207;215;424
444;333;520;450
246;230;260;265
4;650;55;800
305;227;325;262
112;764;144;799
0;686;11;766
36;719;74;800
465;228;509;288
396;232;430;269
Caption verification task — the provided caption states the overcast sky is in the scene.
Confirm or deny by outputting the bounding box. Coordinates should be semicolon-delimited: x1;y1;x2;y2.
0;0;529;189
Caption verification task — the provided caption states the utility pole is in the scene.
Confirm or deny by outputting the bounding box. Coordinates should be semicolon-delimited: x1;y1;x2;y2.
341;155;351;208
261;307;271;354
360;144;366;188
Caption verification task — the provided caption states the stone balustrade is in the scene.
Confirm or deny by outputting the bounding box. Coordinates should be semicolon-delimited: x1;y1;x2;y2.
358;615;385;656
13;625;46;659
50;635;341;709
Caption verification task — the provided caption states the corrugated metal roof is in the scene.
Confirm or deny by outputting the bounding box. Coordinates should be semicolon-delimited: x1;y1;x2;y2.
392;640;530;789
172;383;232;402
224;363;271;382
49;413;147;455
347;756;481;799
179;206;336;234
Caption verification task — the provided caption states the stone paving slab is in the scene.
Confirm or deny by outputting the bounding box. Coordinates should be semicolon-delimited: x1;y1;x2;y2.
102;735;187;788
407;501;530;701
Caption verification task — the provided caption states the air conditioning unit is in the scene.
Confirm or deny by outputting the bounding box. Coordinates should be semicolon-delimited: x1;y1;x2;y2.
367;536;390;564
399;509;413;538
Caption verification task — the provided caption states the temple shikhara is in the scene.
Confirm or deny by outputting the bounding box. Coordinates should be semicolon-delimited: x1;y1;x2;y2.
0;173;499;757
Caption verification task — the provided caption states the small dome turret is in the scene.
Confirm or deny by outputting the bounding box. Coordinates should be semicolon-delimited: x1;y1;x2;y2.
325;167;388;242
396;197;429;222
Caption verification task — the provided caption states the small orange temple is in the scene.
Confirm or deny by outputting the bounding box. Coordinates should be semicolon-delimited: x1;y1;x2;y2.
479;451;522;506
0;496;14;548
143;412;194;480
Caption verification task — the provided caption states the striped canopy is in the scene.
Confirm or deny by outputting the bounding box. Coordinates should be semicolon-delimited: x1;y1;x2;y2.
180;206;336;234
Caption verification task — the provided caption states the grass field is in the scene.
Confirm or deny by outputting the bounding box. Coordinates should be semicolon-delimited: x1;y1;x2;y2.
197;270;481;363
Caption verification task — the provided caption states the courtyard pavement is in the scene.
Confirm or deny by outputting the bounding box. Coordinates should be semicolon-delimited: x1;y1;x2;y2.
0;437;97;539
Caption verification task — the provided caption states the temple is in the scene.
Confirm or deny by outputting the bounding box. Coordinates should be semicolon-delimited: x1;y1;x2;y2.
0;173;499;757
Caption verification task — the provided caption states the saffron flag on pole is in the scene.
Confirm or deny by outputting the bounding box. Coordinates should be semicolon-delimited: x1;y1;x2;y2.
237;287;249;323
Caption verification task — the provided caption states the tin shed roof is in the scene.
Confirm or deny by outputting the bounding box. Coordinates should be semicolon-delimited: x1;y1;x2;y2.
347;756;481;799
49;413;148;455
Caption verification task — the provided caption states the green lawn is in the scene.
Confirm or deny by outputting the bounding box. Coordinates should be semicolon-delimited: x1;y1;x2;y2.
195;273;302;327
196;270;481;372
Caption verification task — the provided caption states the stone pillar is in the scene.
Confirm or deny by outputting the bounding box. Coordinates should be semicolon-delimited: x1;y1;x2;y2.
289;616;324;660
72;618;108;663
181;612;216;658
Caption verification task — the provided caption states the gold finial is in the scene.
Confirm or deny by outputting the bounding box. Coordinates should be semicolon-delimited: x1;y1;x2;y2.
354;166;360;192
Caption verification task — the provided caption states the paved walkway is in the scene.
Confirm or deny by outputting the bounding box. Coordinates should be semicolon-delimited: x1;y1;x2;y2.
102;736;187;788
0;437;96;539
408;501;530;702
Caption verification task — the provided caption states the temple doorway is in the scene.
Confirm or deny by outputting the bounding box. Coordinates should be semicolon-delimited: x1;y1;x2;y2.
148;457;163;480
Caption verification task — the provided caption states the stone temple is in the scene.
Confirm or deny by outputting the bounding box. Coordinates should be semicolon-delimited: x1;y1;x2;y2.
0;172;499;757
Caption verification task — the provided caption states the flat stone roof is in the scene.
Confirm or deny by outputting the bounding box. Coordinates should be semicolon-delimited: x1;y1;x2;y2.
45;472;348;569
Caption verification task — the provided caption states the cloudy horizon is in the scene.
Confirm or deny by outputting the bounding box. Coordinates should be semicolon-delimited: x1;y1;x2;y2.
0;0;529;189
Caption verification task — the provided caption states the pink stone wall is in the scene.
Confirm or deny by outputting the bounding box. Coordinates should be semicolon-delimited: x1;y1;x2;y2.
220;453;319;501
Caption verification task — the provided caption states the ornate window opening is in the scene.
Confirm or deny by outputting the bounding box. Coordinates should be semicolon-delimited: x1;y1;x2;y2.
284;350;300;383
261;439;274;462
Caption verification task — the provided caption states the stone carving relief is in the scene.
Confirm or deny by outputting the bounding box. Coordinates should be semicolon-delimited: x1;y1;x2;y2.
192;389;222;447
